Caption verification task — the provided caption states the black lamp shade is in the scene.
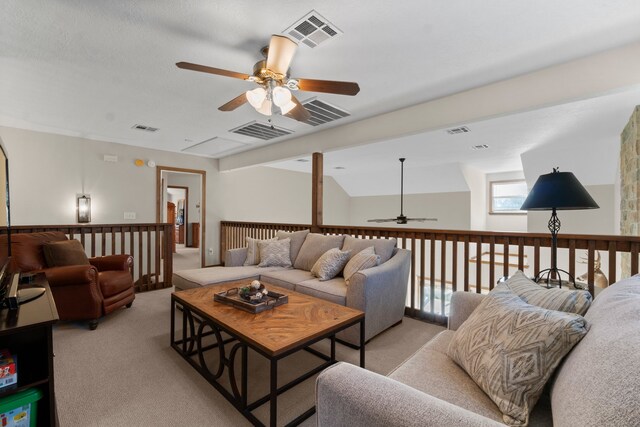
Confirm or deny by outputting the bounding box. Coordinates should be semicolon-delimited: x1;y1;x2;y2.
520;171;599;211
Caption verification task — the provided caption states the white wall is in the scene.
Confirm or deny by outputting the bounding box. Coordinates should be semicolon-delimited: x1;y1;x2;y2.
462;165;486;231
527;184;616;235
0;126;221;264
349;192;470;230
486;171;528;232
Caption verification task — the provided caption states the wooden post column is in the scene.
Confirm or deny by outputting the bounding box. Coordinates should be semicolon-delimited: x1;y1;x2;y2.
312;152;323;232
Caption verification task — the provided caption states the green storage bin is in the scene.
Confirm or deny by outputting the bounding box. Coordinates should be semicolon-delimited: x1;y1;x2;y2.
0;388;42;427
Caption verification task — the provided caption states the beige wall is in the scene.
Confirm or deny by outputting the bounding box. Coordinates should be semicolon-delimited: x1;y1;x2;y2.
0;126;223;264
348;192;471;230
462;165;486;231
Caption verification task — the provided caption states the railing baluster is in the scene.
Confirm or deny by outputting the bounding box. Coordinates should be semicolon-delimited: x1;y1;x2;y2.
608;241;616;286
451;236;458;292
463;236;469;292
475;239;482;293
587;240;596;295
411;236;417;317
489;236;495;288
569;240;576;279
440;235;446;315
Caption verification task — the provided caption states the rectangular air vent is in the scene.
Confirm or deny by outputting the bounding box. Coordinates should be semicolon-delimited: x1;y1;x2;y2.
132;124;159;132
283;10;343;48
290;98;350;126
446;126;470;135
471;144;490;150
230;121;293;141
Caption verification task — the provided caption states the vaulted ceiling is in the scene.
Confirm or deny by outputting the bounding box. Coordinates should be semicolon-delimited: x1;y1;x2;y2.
2;0;640;188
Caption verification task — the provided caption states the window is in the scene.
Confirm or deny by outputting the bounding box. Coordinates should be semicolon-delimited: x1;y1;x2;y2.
490;180;528;214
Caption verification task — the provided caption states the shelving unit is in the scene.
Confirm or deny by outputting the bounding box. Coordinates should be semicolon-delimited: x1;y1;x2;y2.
0;274;58;426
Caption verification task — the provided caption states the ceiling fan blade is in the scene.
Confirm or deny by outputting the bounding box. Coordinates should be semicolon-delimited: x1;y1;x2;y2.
295;78;360;96
266;35;297;75
176;62;251;80
406;218;438;222
367;219;397;223
285;95;312;122
218;93;248;112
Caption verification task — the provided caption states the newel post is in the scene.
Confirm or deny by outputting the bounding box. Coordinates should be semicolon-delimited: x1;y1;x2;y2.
312;152;323;233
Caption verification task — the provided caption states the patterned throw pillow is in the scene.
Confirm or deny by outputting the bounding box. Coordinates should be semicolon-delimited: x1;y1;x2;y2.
343;246;380;285
257;238;292;268
310;248;351;281
447;288;589;426
497;270;592;315
244;237;276;266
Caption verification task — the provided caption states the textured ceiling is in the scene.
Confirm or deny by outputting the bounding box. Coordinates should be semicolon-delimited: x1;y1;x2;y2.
2;0;640;162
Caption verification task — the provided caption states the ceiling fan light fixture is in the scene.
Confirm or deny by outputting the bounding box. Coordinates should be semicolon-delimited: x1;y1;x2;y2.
280;100;297;115
272;86;292;107
246;87;267;108
256;99;273;116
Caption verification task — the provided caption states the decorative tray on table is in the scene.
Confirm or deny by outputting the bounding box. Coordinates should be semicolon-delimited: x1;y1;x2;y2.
213;281;288;314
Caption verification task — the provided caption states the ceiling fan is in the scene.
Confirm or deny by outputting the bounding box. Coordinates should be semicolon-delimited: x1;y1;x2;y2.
176;35;360;123
368;158;438;225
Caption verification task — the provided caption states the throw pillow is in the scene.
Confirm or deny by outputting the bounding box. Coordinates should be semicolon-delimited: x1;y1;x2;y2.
341;235;397;264
447;288;589;426
276;229;310;265
244;237;276;266
343;246;380;284
310;248;351;281
43;239;90;267
293;233;346;271
257;238;292;268
497;270;592;315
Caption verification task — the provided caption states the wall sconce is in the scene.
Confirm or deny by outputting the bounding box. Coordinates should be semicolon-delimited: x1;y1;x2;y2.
77;195;91;223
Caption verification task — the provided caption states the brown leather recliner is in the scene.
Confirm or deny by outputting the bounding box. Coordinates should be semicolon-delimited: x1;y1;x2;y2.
8;231;135;329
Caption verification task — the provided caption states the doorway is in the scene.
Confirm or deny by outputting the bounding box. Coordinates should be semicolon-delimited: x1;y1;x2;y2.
156;166;206;269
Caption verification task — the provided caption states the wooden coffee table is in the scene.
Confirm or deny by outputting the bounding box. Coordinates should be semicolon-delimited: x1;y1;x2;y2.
170;280;365;427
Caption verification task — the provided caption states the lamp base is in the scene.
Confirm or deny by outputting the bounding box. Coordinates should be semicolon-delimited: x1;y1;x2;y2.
534;268;580;289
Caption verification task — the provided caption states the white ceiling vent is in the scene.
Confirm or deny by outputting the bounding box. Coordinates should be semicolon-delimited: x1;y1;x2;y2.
230;121;293;140
132;124;159;132
182;137;248;157
446;126;470;135
291;98;350;126
283;10;342;48
471;144;490;150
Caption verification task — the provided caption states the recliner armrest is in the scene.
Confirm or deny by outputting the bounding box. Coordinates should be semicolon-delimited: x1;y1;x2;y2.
89;255;133;272
316;362;502;427
225;247;248;267
44;265;99;287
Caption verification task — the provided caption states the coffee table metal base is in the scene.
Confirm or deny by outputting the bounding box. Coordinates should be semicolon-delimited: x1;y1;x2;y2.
170;297;365;427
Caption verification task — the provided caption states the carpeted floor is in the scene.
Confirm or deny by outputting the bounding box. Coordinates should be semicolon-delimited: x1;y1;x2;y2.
53;288;444;426
173;245;201;271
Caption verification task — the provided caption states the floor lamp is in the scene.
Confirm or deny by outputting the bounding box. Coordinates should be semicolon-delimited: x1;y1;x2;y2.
520;168;599;288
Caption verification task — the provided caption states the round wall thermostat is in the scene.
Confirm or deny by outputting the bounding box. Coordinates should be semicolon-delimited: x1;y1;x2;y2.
134;159;144;167
147;160;156;168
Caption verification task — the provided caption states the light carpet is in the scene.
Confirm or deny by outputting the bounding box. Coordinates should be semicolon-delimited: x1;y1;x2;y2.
53;288;444;426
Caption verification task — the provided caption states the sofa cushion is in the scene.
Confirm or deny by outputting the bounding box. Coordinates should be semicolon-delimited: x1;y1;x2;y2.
497;270;592;315
260;269;314;291
390;331;504;423
258;238;292;268
172;266;286;290
98;270;133;297
447;288;589;426
311;248;351;281
295;277;347;305
343;247;380;284
43;239;90;267
551;276;640;426
276;229;310;264
342;235;397;264
244;237;276;266
293;234;345;271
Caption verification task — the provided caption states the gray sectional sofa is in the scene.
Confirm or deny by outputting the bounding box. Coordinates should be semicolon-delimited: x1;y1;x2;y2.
315;275;640;426
173;230;411;346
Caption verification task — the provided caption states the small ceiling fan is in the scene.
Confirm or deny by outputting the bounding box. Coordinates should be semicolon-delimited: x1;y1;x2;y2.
176;35;360;123
368;158;438;225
